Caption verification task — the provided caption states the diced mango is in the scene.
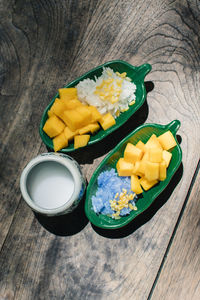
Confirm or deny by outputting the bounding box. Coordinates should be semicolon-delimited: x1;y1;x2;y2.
162;150;172;167
157;131;177;150
140;177;158;191
144;161;159;181
133;161;145;177
88;106;102;122
131;175;143;194
145;134;163;150
135;140;145;152
74;135;90;149
99;113;116;130
63;98;82;109
141;151;149;162
75;105;92;122
50;99;67;119
78;122;100;135
148;148;163;163
58;88;77;101
116;158;134;176
62;109;89;130
64;127;77;141
89;122;100;134
124;143;143;163
53;132;68;152
159;161;167;181
43;115;65;138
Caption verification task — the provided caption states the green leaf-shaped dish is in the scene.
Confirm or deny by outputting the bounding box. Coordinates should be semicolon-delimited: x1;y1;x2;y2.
39;60;151;152
85;120;182;229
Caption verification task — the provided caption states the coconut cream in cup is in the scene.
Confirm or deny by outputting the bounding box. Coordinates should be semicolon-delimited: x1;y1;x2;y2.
20;153;86;216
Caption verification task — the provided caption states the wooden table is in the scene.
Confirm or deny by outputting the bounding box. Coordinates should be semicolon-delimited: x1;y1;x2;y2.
0;1;199;299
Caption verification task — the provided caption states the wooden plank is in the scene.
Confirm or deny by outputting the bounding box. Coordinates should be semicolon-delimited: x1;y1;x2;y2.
150;163;200;300
0;0;199;299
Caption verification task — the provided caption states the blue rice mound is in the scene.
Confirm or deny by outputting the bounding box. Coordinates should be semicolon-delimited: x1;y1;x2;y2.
92;168;137;218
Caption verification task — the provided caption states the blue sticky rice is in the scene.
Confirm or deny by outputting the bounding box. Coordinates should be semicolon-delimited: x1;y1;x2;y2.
92;168;137;218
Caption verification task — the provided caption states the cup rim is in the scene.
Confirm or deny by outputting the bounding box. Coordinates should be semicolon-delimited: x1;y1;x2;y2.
20;153;83;215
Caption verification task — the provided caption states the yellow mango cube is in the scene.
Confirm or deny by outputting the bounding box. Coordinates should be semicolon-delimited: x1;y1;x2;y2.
142;151;149;162
99;113;116;130
50;99;67;120
133;161;145;177
162;150;172;167
74;135;90;149
159;161;167;181
145;134;163;150
135;140;145;152
157;131;177;150
124;143;143;163
53;132;68;152
75;105;92;122
144;161;159;181
140;177;158;191
88;106;102;122
89;123;100;134
63;98;82;109
43;115;65;138
64;127;77;141
116;158;134;176
62;109;89;130
148;148;163;163
58;88;77;101
131;175;143;194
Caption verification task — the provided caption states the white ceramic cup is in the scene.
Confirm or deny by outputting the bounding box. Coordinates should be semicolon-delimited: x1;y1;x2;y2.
20;153;86;216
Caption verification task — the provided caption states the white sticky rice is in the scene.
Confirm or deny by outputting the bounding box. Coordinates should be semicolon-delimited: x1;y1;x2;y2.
76;67;136;117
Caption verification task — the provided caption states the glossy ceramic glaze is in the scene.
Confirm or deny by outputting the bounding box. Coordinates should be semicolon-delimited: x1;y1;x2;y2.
85;120;182;229
39;60;152;152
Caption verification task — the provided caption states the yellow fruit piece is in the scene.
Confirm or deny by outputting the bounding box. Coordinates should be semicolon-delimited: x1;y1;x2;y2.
99;113;116;130
47;110;54;117
58;88;77;101
50;99;67;119
131;174;143;194
74;135;90;149
64;98;82;109
159;161;167;181
135;140;145;152
75;105;92;122
162;150;172;168
140;177;158;191
124;143;143;163
78;122;100;135
145;134;163;150
157;131;177;150
141;151;149;162
62;109;89;131
88;106;102;122
116;158;134;176
64;127;77;141
43;115;65;138
53;132;68;152
144;161;159;181
133;161;145;177
89;122;100;134
148;148;163;163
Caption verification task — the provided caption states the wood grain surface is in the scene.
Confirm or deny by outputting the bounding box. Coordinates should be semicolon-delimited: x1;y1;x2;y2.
0;0;199;299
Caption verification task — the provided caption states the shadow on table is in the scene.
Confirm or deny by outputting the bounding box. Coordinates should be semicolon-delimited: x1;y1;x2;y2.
34;192;89;236
92;162;183;239
54;81;154;165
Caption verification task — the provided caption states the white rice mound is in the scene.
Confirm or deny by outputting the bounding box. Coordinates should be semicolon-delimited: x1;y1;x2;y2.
76;67;136;117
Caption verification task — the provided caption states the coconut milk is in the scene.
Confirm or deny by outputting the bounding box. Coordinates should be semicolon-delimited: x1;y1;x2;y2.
27;161;75;209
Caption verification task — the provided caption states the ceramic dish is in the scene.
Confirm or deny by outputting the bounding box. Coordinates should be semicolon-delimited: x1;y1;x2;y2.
85;120;182;229
39;60;152;152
